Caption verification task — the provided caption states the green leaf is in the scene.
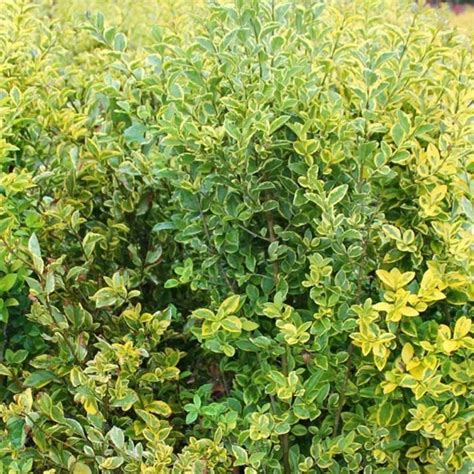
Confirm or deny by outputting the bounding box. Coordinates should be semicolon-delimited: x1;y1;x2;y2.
446;290;468;305
164;279;179;288
315;383;330;404
232;445;249;466
83;232;104;258
6;349;28;365
114;33;127;51
92;288;118;308
376;402;393;426
28;233;41;257
0;273;17;292
221;343;235;357
108;426;125;449
391;150;411;164
145;245;162;265
152;222;176;232
0;217;14;234
269;115;290;134
327;184;348;207
391;123;406;147
7;417;26;449
44;271;55;295
241;318;259;331
99;457;124;470
397;110;411;133
186;410;198;424
193;308;215;320
24;370;57;388
314;354;328;370
28;233;44;274
169;83;183;100
124;123;147;144
383;225;401;240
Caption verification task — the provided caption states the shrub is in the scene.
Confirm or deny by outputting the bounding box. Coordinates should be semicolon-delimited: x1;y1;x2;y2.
0;0;473;473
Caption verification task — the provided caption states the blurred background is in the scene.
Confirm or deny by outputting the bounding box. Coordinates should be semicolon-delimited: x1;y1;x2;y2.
36;0;473;51
428;0;473;30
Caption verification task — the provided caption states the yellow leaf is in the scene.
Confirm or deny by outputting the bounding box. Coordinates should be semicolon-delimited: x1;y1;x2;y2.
406;359;420;372
398;271;416;288
84;399;98;415
201;320;215;337
426;143;440;165
414;385;427;400
446;272;466;289
376;269;396;290
382;382;397;394
431;290;446;301
221;315;243;333
376;268;414;290
414;301;428;312
443;339;460;354
218;295;241;316
438;324;452;340
70;367;83;387
400;306;419;317
374;353;388;371
401;343;414;365
424;355;438;371
73;463;92;474
454;316;471;340
420;268;435;289
146;400;172;417
462;336;474;351
431;184;447;203
373;302;391;312
409;364;427;381
420;341;434;352
15;388;33;412
361;342;371;357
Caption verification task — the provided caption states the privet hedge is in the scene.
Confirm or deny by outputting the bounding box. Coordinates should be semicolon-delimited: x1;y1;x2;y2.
0;0;473;473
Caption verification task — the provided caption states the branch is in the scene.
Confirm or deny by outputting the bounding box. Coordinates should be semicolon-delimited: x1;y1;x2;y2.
264;192;291;474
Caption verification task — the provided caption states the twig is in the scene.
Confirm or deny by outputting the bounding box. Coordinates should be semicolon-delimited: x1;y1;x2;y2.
333;217;370;435
236;223;272;242
264;191;291;474
198;200;237;293
23;412;96;461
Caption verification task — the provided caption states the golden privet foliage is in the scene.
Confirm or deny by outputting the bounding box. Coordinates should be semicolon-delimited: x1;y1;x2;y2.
39;0;206;48
0;0;473;473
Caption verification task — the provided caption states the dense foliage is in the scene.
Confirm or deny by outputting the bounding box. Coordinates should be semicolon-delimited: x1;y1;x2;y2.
0;0;473;472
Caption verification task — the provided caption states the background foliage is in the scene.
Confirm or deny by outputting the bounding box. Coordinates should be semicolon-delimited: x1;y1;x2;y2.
0;0;473;473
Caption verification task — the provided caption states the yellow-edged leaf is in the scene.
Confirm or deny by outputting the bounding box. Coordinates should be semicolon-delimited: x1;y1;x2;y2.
454;316;471;340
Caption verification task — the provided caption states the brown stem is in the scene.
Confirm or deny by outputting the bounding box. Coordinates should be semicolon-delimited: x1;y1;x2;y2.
44;298;82;366
198;200;237;293
0;321;7;362
23;412;96;461
264;192;291;474
333;216;371;435
0;236;33;269
333;343;354;435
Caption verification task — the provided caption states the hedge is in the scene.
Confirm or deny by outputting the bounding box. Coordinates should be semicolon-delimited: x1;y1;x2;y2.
0;0;473;472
